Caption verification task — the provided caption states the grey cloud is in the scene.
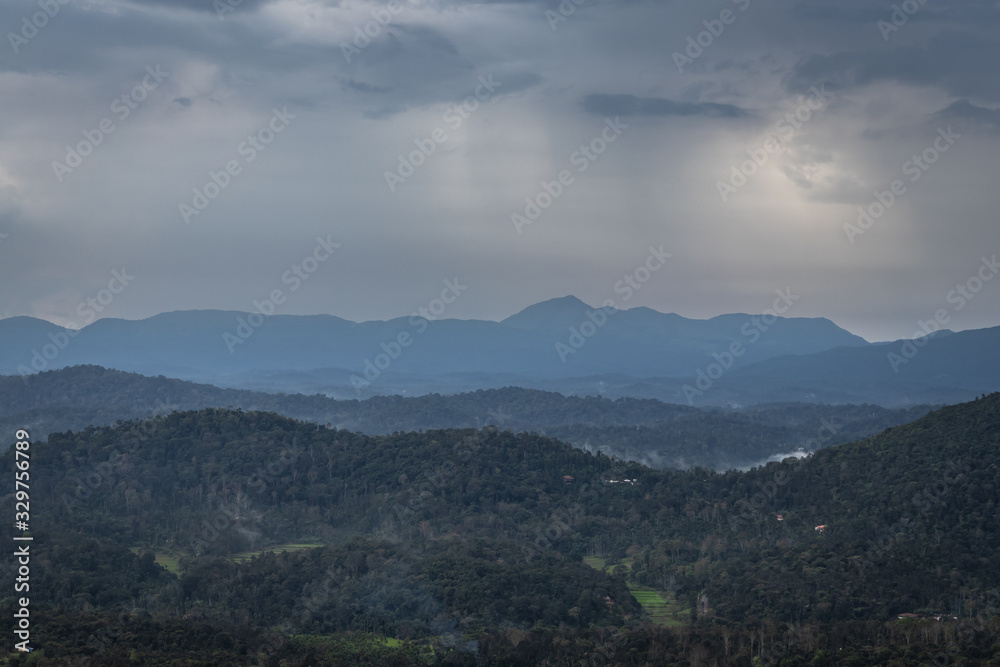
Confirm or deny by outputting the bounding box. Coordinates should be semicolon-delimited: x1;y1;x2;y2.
786;33;1000;101
582;94;749;119
360;70;541;119
934;99;1000;130
1;0;998;343
342;79;391;94
789;2;893;24
121;0;276;12
789;0;1000;25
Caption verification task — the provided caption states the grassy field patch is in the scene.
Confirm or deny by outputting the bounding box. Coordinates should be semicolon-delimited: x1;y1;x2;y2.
153;552;182;575
583;555;688;626
627;584;689;626
129;547;182;575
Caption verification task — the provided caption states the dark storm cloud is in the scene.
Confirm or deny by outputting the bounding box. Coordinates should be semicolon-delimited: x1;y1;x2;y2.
0;1;336;80
582;94;749;119
343;30;545;115
789;0;1000;25
342;79;391;94
360;70;541;119
785;31;1000;101
788;3;889;24
0;0;491;116
934;100;1000;131
0;0;997;343
123;0;276;12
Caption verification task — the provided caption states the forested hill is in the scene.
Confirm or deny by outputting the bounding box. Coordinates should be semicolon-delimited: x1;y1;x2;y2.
693;392;1000;621
0;364;702;429
0;365;934;470
0;395;997;663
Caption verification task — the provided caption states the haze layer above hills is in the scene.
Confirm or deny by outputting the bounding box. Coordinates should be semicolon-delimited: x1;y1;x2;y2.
1;296;998;406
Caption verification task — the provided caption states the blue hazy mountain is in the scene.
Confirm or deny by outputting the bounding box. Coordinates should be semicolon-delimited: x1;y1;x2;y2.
3;299;997;406
709;324;1000;405
0;297;867;385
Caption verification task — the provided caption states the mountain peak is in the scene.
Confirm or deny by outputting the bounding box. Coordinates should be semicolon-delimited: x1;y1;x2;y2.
500;296;597;330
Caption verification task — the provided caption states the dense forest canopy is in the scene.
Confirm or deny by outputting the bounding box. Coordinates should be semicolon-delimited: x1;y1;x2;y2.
0;365;935;470
0;392;997;664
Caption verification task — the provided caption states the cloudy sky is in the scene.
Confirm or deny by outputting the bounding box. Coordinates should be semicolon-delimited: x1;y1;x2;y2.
1;0;998;343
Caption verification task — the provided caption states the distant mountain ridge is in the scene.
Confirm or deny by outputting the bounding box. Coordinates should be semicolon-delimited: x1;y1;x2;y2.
1;298;998;406
0;295;865;380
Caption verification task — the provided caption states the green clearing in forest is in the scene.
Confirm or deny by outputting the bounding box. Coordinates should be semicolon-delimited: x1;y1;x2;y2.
153;552;182;575
583;556;689;626
627;585;689;627
130;547;182;575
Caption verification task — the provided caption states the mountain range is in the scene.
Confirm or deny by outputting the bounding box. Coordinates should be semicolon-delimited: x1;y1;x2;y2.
1;295;997;406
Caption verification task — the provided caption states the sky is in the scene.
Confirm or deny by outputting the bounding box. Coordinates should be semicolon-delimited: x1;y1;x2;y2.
1;0;998;343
